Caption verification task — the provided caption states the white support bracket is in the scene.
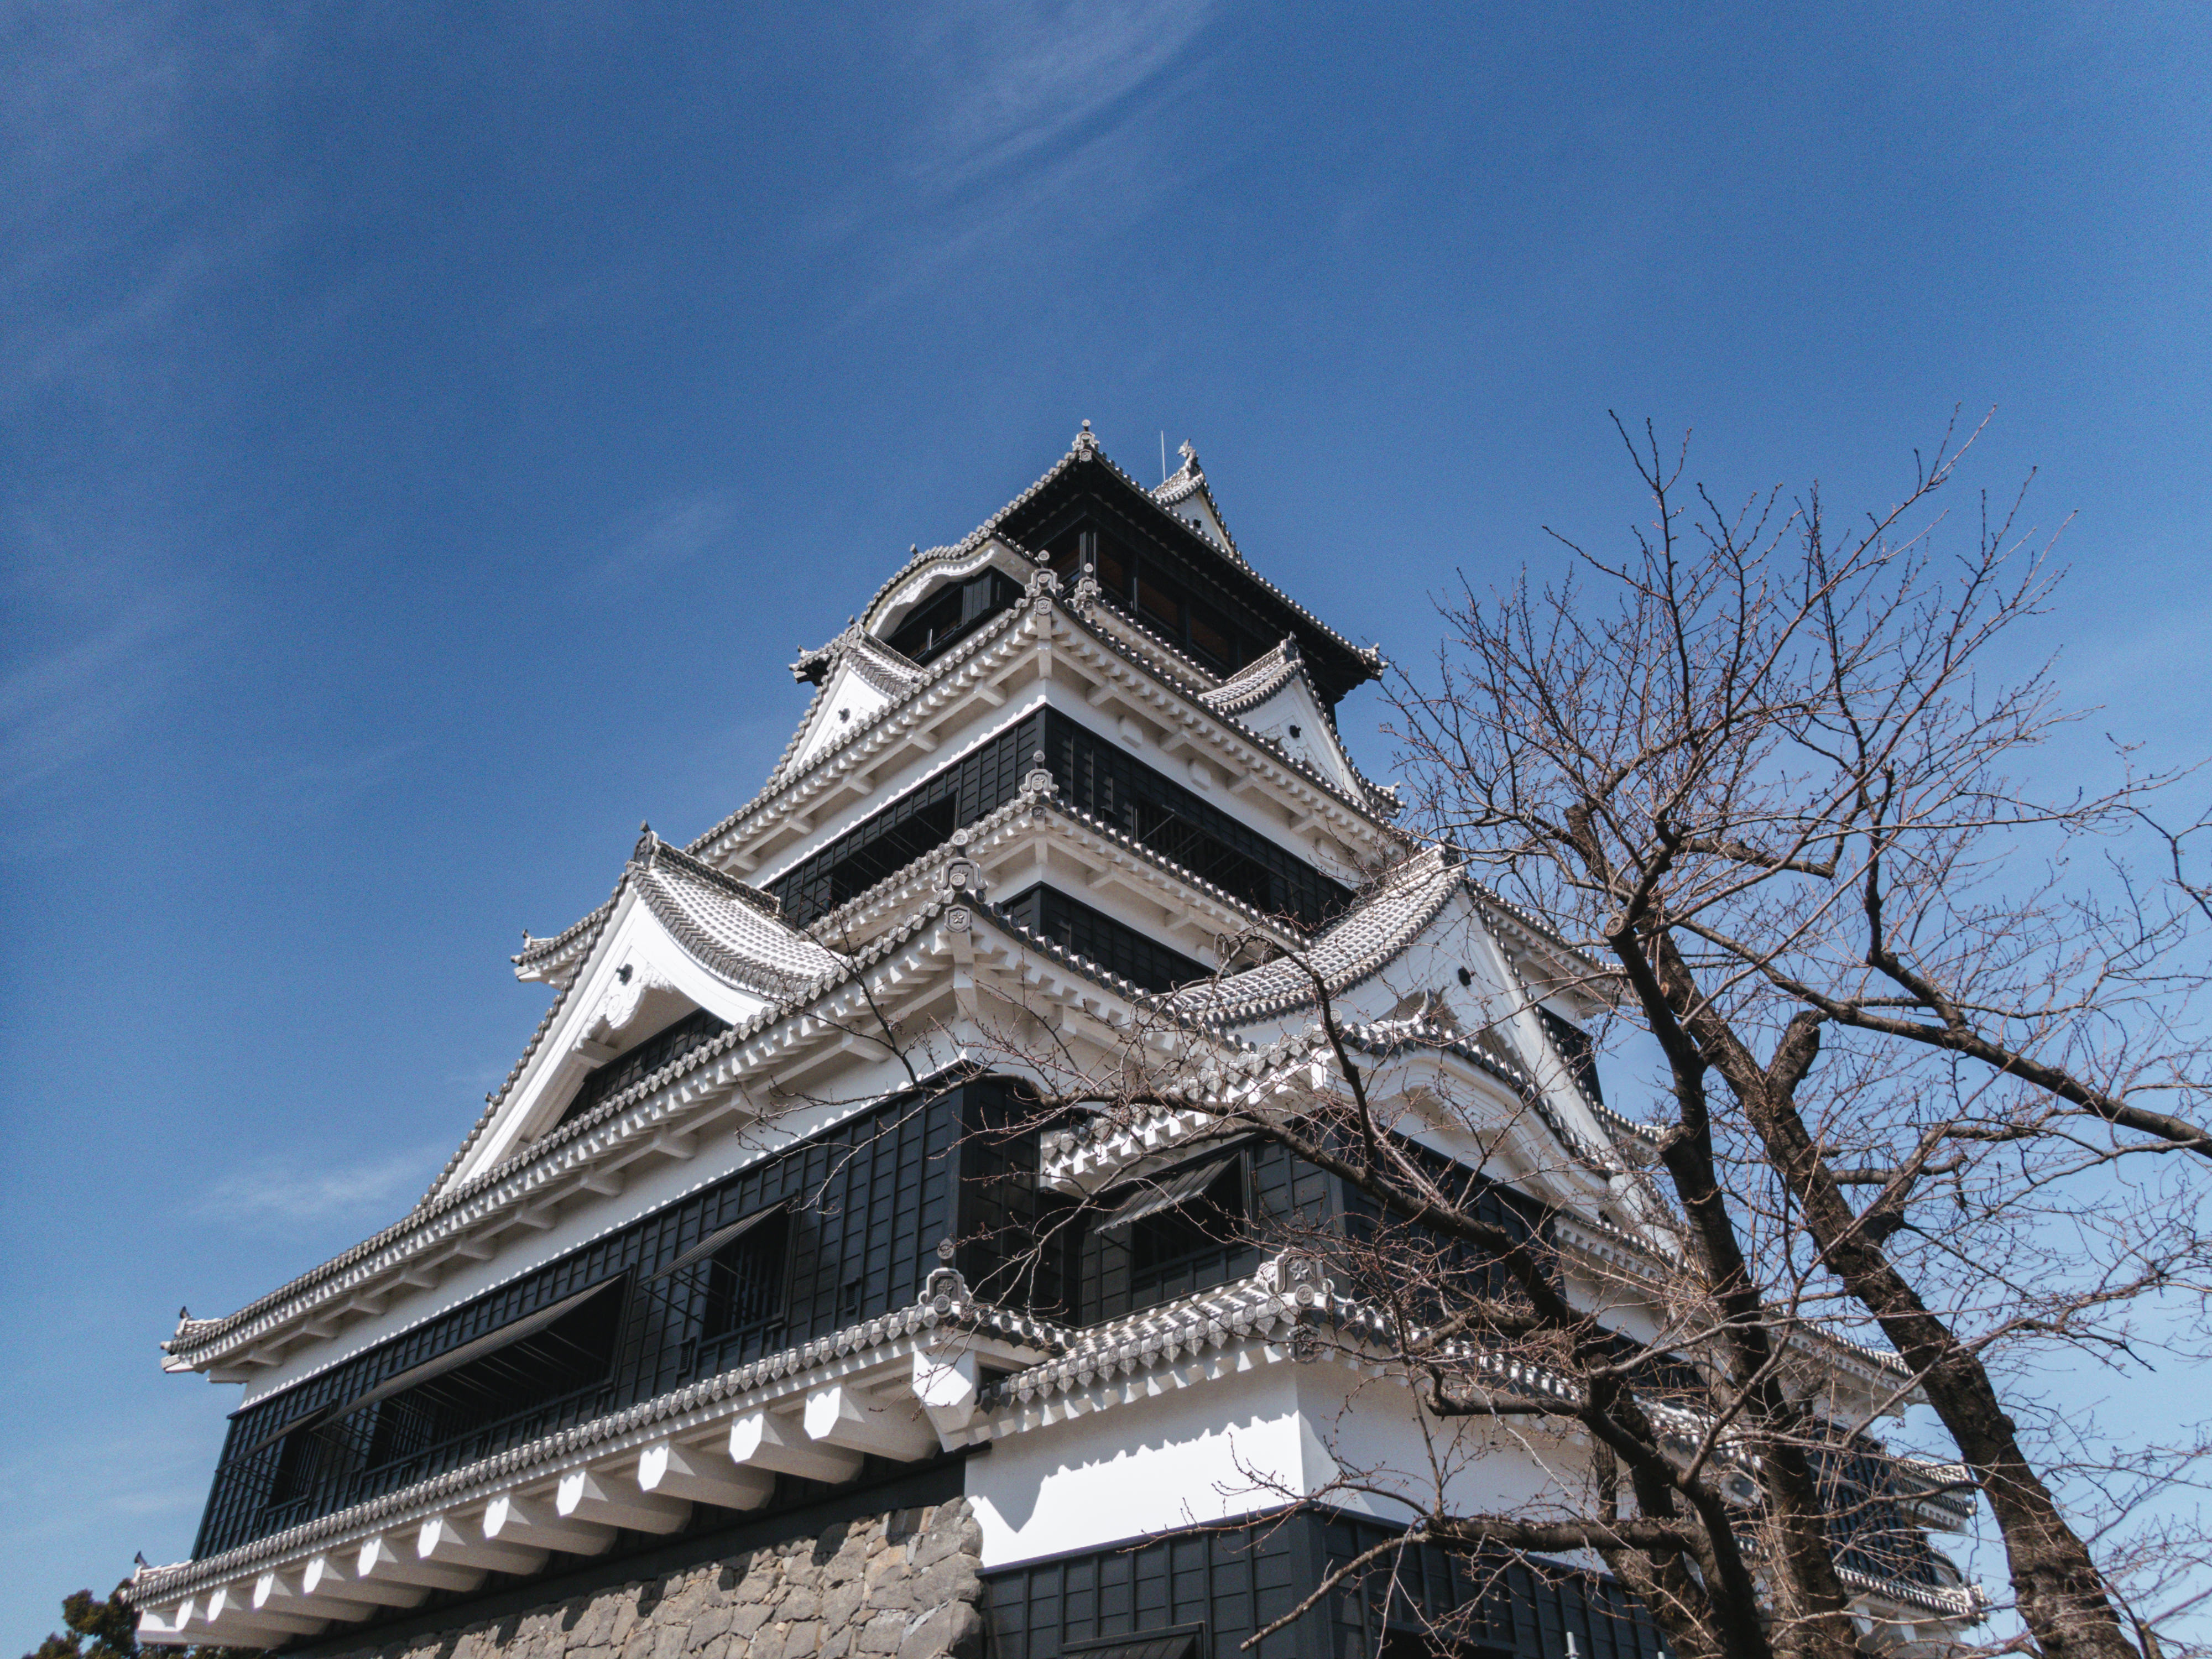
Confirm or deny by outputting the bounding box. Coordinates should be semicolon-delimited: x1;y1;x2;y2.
134;1603;195;1649
301;1552;428;1610
803;1382;937;1461
201;1583;325;1642
556;1468;690;1534
418;1514;547;1577
356;1533;484;1593
253;1567;377;1624
483;1490;615;1556
912;1346;981;1442
729;1407;863;1483
637;1441;773;1511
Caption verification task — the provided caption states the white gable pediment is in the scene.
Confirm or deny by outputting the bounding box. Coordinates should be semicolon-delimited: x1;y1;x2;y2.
456;890;779;1185
454;836;844;1190
787;654;901;774
1235;675;1362;798
1198;637;1365;802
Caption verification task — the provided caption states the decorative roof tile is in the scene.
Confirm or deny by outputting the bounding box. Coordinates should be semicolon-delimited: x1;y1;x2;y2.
1164;844;1467;1026
1199;635;1307;716
628;831;844;1000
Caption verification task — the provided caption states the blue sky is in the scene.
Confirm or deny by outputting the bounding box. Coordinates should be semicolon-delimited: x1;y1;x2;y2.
3;0;2209;1639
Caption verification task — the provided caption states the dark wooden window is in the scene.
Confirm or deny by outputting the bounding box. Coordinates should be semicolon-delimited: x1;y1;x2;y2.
998;885;1211;993
1047;525;1266;678
1333;1130;1552;1317
196;1082;992;1558
984;1510;1672;1659
885;570;1023;666
557;1006;732;1132
767;717;1044;926
1076;1137;1329;1322
766;712;1352;932
697;1208;791;1362
1044;713;1348;930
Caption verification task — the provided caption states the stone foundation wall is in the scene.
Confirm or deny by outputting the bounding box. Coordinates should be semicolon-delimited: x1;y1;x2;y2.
316;1501;984;1659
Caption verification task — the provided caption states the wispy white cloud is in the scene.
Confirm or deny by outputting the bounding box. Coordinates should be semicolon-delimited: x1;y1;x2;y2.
595;489;742;583
197;1145;442;1227
906;0;1219;192
0;591;189;792
0;1415;222;1559
805;1;1220;317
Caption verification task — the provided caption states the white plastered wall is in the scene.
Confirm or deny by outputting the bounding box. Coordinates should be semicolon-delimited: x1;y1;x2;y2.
964;1359;1589;1570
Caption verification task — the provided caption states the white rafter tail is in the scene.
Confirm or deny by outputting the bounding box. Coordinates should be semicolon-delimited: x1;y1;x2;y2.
482;1491;616;1556
253;1566;378;1624
417;1513;547;1577
201;1582;325;1642
135;1600;196;1648
803;1382;938;1460
637;1440;773;1511
556;1468;690;1534
302;1551;429;1610
356;1533;484;1593
912;1345;982;1439
728;1407;863;1483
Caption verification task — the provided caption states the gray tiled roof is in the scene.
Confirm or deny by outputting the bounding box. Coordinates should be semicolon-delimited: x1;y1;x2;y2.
1165;844;1467;1025
165;899;959;1365
134;1281;1063;1605
628;832;845;1000
1199;635;1306;716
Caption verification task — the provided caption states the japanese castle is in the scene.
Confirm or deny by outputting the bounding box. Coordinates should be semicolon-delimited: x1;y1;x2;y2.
130;429;1978;1659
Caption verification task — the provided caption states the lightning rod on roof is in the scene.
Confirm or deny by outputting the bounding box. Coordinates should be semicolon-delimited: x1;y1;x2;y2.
1160;431;1167;483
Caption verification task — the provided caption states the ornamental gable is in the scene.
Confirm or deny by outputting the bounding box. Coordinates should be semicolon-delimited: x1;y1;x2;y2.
455;835;843;1190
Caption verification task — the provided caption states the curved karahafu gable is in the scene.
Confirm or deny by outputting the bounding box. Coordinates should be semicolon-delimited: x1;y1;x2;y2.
854;424;1383;705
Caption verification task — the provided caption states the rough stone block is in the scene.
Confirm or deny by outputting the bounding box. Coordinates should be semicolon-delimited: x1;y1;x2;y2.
856;1611;909;1655
686;1604;733;1651
731;1602;776;1640
896;1601;983;1659
821;1580;864;1631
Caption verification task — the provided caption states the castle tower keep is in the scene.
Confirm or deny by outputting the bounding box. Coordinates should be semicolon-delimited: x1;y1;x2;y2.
131;430;1978;1659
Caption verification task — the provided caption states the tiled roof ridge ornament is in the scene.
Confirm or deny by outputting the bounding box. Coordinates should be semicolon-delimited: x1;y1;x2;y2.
940;829;986;905
1020;748;1056;798
1072;418;1099;458
632;821;659;864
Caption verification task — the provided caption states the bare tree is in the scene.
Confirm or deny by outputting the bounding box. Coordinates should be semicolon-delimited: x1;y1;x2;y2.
1383;413;2212;1659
